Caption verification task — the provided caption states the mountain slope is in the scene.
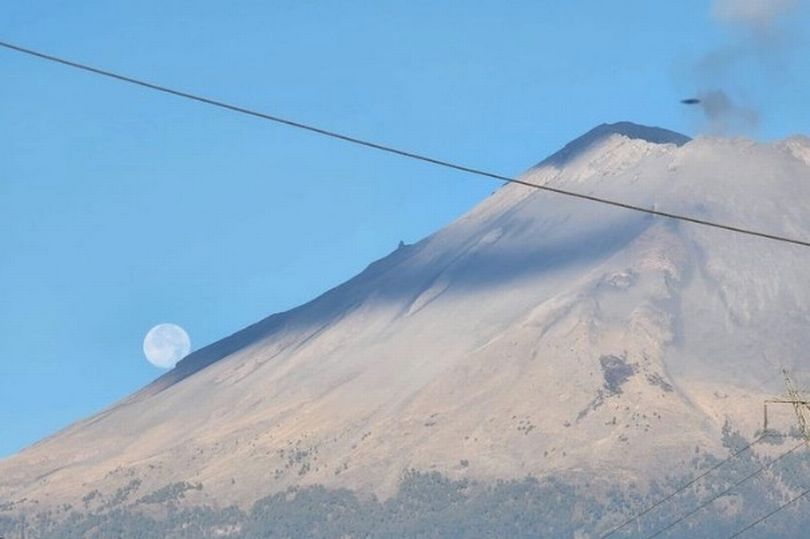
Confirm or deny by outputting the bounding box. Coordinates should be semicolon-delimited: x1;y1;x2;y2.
2;123;810;525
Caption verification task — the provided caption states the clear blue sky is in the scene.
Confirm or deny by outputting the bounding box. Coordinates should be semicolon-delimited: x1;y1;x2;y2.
1;1;808;457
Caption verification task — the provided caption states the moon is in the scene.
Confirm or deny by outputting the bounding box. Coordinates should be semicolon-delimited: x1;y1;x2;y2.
143;323;191;369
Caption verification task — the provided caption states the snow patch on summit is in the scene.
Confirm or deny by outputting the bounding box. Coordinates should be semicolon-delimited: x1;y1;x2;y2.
537;121;691;169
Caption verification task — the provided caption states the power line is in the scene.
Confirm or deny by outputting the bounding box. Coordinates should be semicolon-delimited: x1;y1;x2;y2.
599;433;773;538
726;485;810;538
642;440;806;539
1;39;810;249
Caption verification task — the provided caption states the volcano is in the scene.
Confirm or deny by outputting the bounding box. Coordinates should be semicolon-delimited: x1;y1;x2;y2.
3;123;810;538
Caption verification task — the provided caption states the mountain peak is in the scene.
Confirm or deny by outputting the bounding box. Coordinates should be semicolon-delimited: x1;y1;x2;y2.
539;121;691;167
590;121;690;145
4;115;810;539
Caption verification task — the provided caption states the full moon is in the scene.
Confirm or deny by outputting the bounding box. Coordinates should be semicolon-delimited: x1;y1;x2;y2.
143;323;191;369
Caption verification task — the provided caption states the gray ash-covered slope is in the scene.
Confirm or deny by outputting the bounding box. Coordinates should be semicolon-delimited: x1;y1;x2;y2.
138;122;693;400
2;122;810;535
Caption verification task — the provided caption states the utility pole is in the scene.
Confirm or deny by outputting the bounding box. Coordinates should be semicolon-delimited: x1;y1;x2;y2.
763;369;810;440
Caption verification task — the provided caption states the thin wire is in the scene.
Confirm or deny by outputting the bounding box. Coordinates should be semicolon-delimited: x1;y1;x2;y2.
726;485;810;538
599;433;773;538
642;440;806;539
1;39;810;249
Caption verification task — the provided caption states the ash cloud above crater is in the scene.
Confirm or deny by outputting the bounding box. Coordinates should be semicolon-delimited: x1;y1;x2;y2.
687;0;803;134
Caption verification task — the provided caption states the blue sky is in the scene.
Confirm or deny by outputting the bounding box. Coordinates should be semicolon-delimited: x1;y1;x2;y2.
1;0;808;457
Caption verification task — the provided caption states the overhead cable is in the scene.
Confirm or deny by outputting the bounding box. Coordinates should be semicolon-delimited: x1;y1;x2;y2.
2;39;810;249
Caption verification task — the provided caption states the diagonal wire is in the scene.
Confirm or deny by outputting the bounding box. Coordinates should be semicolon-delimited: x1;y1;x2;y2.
1;39;810;249
599;433;772;538
642;440;807;539
726;485;810;538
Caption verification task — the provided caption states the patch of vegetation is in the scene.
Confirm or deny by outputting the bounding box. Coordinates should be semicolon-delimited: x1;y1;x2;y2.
645;372;673;392
137;481;202;505
102;480;142;510
3;431;810;538
80;490;100;509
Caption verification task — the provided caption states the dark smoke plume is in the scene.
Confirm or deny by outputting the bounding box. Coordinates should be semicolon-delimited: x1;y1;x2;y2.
696;90;759;133
689;0;802;133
